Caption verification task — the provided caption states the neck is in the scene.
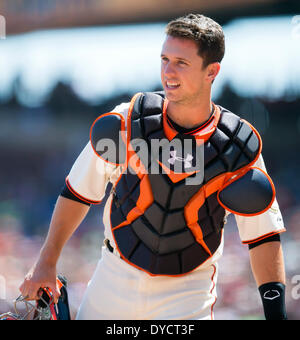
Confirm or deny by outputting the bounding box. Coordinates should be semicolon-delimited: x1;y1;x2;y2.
166;95;213;129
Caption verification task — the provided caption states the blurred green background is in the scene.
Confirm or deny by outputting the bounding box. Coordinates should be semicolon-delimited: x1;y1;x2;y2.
0;0;299;320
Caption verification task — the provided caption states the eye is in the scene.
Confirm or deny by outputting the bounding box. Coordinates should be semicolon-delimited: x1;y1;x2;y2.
161;56;168;63
178;60;187;66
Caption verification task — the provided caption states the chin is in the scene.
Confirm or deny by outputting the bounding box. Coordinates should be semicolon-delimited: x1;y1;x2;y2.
166;95;187;106
164;90;182;102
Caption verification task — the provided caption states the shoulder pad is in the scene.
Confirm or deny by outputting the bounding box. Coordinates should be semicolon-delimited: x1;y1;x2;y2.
131;91;165;120
234;120;261;162
217;110;262;170
90;112;126;165
217;167;276;216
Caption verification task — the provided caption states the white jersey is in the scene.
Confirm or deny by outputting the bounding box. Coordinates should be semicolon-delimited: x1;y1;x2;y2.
66;102;285;320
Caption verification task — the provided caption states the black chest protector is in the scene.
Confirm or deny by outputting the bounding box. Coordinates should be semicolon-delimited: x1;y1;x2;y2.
90;92;275;276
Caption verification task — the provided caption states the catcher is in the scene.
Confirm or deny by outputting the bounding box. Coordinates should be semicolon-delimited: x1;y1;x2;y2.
19;14;287;320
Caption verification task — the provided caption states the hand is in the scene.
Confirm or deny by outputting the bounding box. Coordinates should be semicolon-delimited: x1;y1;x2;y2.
19;261;61;304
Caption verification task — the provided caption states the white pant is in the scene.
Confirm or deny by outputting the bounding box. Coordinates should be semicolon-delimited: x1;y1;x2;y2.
76;246;219;320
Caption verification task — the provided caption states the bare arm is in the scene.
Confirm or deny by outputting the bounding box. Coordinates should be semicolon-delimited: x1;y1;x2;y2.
249;241;285;286
39;196;90;265
249;240;287;319
19;196;90;302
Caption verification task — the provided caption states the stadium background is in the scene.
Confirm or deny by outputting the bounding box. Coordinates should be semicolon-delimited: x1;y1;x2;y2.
0;0;299;319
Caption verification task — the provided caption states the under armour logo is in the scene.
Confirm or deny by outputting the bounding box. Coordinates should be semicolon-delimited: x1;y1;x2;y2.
168;150;193;169
263;290;280;300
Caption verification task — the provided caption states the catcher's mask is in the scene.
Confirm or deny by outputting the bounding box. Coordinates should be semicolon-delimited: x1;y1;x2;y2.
0;275;71;320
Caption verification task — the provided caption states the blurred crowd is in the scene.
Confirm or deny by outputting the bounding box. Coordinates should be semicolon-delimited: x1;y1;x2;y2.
0;83;299;320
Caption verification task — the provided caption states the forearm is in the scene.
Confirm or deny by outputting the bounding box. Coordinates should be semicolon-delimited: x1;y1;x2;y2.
19;196;91;301
249;241;285;286
38;195;90;266
249;241;287;319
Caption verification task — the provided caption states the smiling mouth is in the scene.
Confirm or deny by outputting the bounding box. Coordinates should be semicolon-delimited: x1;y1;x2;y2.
166;81;180;89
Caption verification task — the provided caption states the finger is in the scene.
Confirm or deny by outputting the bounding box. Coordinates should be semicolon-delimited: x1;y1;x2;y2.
52;284;61;304
19;275;31;293
42;284;61;304
26;283;43;300
19;275;35;298
37;288;44;299
19;280;31;299
19;281;26;296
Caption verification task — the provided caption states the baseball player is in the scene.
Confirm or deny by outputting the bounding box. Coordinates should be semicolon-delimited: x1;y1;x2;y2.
19;14;287;320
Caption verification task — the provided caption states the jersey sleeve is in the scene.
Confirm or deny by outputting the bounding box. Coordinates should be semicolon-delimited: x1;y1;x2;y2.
234;154;286;244
65;101;131;204
65;141;112;204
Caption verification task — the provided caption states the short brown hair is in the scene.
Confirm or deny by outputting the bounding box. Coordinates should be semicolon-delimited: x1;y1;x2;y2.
166;13;225;68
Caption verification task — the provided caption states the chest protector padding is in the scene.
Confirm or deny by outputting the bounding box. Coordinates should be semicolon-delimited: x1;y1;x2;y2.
110;92;261;276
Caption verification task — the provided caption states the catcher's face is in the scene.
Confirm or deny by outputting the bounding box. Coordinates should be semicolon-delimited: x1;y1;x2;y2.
160;35;220;105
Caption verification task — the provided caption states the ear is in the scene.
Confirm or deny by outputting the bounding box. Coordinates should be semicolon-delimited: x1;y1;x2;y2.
206;62;220;83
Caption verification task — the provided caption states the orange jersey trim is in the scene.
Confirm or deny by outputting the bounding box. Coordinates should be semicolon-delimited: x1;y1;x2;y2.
242;229;286;245
210;264;217;320
65;177;102;205
163;99;221;145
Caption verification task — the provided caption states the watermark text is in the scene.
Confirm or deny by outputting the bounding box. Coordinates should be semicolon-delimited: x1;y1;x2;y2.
291;275;300;300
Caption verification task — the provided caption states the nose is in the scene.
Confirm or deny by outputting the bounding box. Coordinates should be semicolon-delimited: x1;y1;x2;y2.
162;61;176;78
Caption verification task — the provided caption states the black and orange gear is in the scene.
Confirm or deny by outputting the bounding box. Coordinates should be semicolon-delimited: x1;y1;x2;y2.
90;92;275;276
